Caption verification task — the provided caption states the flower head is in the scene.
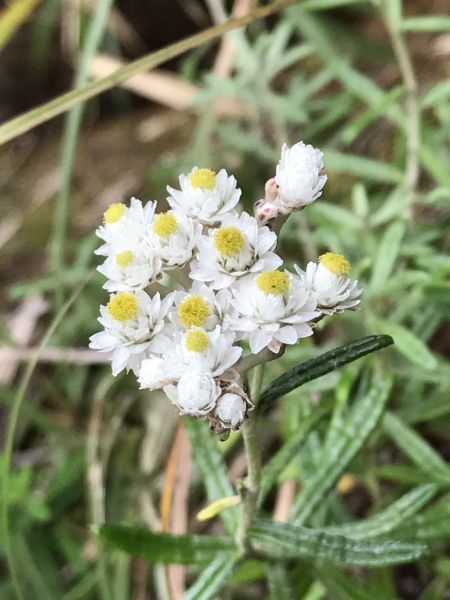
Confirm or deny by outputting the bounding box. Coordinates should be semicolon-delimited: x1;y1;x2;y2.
149;209;200;268
167;167;241;225
229;270;319;354
190;211;282;289
294;252;361;314
275;141;327;212
210;383;252;432
89;290;174;375
171;282;232;332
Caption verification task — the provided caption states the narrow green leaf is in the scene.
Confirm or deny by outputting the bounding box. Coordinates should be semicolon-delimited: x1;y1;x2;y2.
392;494;450;541
370;221;405;291
324;484;437;539
249;519;428;566
0;0;40;53
422;79;450;108
290;377;391;525
401;16;450;32
97;524;234;564
383;412;450;484
301;0;365;10
259;402;331;503
268;563;296;600
0;0;295;145
184;554;239;600
375;320;437;370
316;564;386;600
259;335;393;412
184;418;238;533
325;150;403;183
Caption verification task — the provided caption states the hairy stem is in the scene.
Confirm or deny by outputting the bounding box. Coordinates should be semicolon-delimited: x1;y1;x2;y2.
236;364;265;553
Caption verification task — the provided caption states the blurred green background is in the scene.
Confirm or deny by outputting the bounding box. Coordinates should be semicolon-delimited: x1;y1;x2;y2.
1;0;449;598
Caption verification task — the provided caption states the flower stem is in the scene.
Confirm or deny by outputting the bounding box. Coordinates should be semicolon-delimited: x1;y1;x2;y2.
236;364;265;553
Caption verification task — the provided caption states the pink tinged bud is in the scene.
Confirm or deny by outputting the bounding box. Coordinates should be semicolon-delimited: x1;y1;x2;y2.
254;200;279;225
264;177;278;202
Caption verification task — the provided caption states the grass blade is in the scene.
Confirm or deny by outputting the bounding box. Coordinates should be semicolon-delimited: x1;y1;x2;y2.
49;0;113;305
325;150;403;183
383;412;450;484
184;418;238;533
1;272;94;600
316;564;387;600
0;0;295;145
0;0;39;53
258;335;393;412
290;377;391;525
370;221;406;291
183;554;239;600
401;16;450;32
259;401;331;503
267;563;296;600
97;525;234;564
323;484;437;539
249;519;428;566
375;321;437;370
391;493;450;541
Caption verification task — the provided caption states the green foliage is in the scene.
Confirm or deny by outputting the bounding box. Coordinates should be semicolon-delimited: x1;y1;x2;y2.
97;525;234;564
248;519;428;566
3;0;450;597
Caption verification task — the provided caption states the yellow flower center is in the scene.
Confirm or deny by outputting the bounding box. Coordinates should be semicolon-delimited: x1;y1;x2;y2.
256;271;290;295
189;168;217;190
319;252;350;276
184;329;209;353
213;226;245;257
115;250;133;268
104;203;126;224
178;295;210;328
153;212;178;237
107;292;138;321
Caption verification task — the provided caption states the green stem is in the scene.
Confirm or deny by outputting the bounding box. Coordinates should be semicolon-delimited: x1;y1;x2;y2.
236;364;265;553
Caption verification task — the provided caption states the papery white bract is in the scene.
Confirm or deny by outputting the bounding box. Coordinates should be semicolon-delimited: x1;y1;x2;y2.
165;369;221;417
97;242;162;292
171;282;232;331
295;252;362;314
167;167;241;225
211;383;252;432
229;270;319;354
89;290;173;376
275;142;327;212
150;209;201;268
190;211;281;289
96;198;157;256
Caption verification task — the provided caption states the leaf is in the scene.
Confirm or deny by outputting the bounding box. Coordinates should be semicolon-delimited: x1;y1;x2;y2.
249;519;428;566
401;16;450;32
301;0;365;10
375;320;437;370
370;221;406;291
97;524;234;564
421;79;450;108
0;0;295;145
267;563;296;600
316;564;386;600
323;484;437;539
259;401;331;503
290;377;391;525
325;150;403;183
258;335;393;412
391;494;450;541
184;418;238;533
383;412;450;485
0;0;40;53
183;554;240;600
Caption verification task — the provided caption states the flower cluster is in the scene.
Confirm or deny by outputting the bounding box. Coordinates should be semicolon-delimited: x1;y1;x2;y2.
90;141;362;433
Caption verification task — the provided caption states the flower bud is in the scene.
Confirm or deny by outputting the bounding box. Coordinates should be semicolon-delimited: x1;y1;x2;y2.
254;200;280;225
176;369;220;416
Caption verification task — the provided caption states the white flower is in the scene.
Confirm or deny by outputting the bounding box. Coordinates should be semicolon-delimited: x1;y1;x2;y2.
210;383;252;432
97;242;161;292
95;198;157;256
171;282;232;331
167;167;241;225
165;369;221;417
294;252;362;314
89;290;173;376
229;270;319;354
149;209;201;268
275;141;327;212
190;212;282;289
